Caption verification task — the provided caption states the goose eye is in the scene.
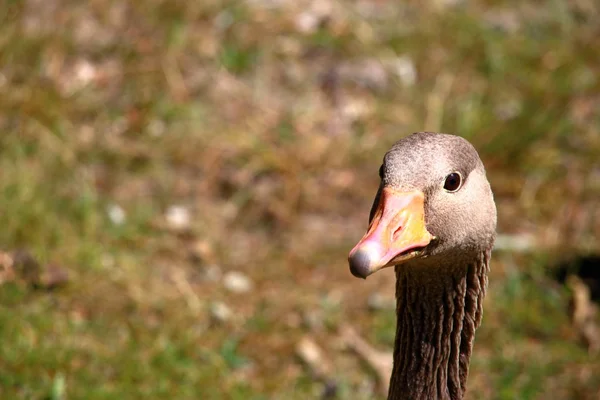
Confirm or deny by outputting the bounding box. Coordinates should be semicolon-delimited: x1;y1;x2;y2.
378;165;384;179
443;172;462;192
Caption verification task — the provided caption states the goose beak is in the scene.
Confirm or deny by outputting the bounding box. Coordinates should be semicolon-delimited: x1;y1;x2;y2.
348;188;433;279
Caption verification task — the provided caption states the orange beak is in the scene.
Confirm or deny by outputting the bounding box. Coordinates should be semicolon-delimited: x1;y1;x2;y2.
348;188;434;278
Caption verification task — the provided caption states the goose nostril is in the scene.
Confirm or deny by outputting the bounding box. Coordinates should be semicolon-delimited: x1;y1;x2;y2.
392;225;403;241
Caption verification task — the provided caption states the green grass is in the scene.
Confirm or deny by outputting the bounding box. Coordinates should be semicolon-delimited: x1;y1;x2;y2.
0;0;599;398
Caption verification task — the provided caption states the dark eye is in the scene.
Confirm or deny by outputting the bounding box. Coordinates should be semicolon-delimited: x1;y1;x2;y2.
378;165;384;179
443;172;462;192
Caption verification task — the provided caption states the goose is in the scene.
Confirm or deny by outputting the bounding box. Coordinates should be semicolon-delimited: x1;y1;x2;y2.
348;132;496;400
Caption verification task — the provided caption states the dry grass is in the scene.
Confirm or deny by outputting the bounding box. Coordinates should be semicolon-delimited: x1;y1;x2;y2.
0;0;599;398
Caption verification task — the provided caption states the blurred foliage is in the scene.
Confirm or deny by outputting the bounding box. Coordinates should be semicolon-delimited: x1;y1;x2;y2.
0;0;599;398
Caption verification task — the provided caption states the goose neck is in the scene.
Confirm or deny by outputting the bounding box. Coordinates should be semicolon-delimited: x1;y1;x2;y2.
387;251;490;400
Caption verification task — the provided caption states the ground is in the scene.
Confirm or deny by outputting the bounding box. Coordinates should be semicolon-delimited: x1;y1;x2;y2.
0;0;599;399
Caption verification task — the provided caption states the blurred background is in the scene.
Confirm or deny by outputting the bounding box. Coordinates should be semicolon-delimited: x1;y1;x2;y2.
1;0;599;399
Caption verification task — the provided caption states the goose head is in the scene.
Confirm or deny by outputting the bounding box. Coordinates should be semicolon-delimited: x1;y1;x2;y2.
348;132;496;278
